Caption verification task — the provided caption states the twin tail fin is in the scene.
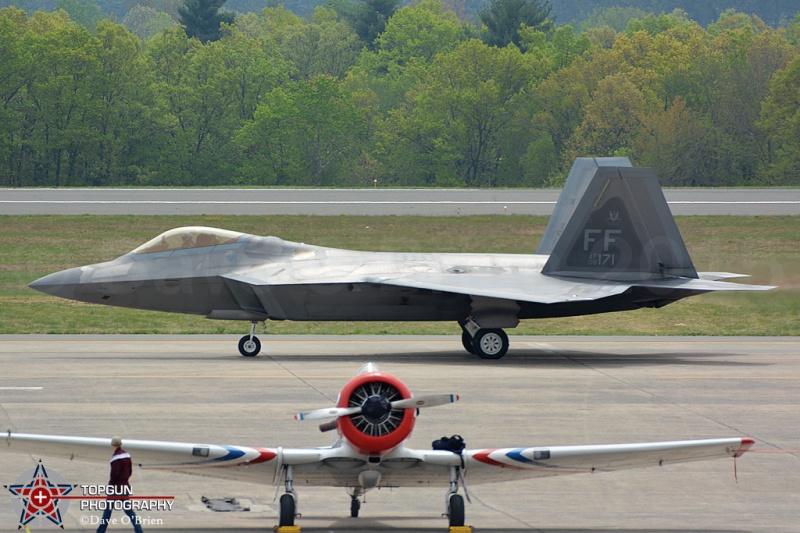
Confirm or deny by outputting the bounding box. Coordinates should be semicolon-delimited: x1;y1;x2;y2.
539;158;698;282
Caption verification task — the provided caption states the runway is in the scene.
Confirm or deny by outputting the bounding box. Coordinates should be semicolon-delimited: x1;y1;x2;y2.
2;188;799;216
1;335;798;532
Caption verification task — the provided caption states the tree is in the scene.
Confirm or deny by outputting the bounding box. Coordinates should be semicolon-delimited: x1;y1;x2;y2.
564;72;648;161
55;0;101;30
92;20;166;185
381;39;540;187
479;0;552;48
344;0;401;48
371;0;470;66
345;0;471;113
122;5;177;40
0;7;33;186
759;55;800;185
235;76;365;186
278;6;362;80
178;0;235;43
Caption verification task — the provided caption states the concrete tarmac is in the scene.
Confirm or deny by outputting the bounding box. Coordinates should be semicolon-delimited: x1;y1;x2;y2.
0;335;798;532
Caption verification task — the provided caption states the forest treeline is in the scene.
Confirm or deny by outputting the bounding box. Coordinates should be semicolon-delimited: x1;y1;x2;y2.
2;2;800;188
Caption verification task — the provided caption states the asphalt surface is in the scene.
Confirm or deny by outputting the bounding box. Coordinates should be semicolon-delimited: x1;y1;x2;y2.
0;335;798;532
2;189;799;216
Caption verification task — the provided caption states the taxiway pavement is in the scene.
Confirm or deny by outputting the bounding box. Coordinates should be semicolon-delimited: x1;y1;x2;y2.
1;335;798;532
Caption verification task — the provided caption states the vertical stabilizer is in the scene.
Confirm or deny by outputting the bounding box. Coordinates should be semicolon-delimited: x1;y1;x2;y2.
537;157;633;255
541;161;698;281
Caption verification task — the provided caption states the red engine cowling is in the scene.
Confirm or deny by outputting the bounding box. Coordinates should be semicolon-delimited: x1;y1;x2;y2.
335;370;416;456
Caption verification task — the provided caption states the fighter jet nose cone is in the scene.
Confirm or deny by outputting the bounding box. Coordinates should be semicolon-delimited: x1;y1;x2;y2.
28;267;83;298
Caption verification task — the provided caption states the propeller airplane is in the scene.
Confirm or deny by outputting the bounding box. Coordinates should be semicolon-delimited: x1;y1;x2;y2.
3;363;755;531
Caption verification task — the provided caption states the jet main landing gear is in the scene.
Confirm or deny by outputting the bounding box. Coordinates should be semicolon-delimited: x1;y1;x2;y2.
460;321;510;360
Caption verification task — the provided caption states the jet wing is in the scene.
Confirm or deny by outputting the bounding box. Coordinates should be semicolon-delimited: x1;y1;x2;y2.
224;267;634;305
364;272;773;304
224;265;771;310
363;272;634;304
462;437;755;485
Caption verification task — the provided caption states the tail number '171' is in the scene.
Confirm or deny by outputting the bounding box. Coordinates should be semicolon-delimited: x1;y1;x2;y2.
587;253;616;266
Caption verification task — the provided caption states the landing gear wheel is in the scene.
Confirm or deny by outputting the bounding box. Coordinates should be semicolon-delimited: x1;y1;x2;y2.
350;497;360;518
279;494;295;527
473;329;508;360
461;330;475;354
238;335;261;357
448;494;465;527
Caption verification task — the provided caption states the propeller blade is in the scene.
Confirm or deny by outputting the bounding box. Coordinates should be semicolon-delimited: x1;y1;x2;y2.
294;406;361;421
391;394;459;410
295;394;459;420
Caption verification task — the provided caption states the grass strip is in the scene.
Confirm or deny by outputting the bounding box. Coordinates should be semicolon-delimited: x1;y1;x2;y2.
1;215;797;336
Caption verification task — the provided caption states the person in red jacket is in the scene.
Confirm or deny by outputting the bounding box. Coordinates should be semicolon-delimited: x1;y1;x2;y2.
96;436;144;533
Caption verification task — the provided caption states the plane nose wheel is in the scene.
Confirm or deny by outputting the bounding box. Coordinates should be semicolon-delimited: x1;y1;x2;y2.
350;496;360;517
238;321;263;356
238;335;261;356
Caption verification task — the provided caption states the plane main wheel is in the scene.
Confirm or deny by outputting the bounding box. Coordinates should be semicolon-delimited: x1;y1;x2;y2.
350;497;360;518
279;494;295;527
473;329;509;360
448;494;465;527
238;335;261;357
461;330;475;354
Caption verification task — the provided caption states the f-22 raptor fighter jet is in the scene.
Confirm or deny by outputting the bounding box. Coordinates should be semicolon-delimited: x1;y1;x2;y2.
29;158;773;359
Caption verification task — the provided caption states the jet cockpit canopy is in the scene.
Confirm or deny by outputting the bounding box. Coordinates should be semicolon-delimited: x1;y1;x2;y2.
132;227;244;254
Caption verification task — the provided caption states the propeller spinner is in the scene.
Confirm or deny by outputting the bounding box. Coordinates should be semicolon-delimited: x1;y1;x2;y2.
293;364;459;455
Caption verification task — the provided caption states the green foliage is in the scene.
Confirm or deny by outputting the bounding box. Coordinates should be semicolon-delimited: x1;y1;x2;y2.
479;0;552;48
340;0;400;48
380;39;543;187
178;0;235;43
278;6;362;79
122;5;176;40
235;75;366;186
578;6;648;33
759;55;800;185
0;4;799;188
55;0;100;30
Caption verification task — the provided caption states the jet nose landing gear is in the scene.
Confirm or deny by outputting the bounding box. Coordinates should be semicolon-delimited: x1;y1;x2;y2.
238;321;264;357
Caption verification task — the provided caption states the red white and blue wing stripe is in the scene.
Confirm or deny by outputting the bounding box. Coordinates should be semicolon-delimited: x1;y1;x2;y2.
463;438;755;484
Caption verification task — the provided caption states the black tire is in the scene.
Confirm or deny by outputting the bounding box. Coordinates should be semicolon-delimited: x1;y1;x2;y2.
279;494;295;527
473;329;509;360
461;330;475;354
350;497;360;518
238;335;261;357
448;494;465;527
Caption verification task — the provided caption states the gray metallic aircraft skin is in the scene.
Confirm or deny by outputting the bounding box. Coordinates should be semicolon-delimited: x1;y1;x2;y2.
29;158;774;358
